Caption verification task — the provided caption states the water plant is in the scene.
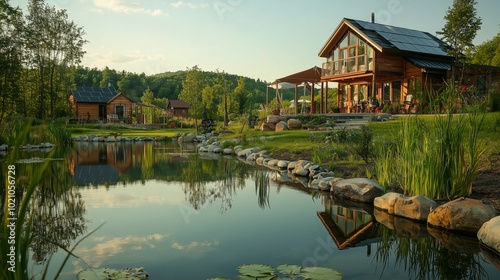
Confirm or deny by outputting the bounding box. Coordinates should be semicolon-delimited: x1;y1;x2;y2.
374;84;487;200
208;264;342;280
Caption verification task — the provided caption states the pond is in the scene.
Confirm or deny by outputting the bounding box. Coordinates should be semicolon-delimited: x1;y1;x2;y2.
3;141;500;279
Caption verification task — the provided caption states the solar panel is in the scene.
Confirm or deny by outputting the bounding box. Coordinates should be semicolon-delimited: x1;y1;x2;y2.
351;19;450;57
71;87;117;103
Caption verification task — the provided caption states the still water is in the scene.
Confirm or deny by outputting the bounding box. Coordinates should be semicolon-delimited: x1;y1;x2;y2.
5;141;500;279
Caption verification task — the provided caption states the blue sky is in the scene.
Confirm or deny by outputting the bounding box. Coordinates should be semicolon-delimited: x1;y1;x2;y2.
11;0;500;82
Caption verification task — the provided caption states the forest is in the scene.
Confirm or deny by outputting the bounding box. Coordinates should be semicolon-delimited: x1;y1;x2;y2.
1;0;499;122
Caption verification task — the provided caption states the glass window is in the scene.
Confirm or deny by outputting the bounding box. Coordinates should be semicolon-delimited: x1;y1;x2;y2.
392;81;401;103
358;41;365;55
360;85;367;101
334;48;338;60
340;35;348;48
383;83;390;102
349;47;356;57
477;76;487;93
349;32;357;45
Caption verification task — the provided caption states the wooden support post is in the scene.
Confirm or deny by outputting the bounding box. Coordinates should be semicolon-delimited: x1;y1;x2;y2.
320;82;324;114
294;84;298;115
311;83;315;114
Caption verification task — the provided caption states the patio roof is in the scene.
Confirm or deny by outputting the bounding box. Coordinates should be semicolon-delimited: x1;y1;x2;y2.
272;66;322;85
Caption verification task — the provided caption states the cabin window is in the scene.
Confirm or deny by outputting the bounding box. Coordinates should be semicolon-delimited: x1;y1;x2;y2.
477;75;487;93
392;81;402;104
328;31;374;75
383;83;391;103
115;105;124;119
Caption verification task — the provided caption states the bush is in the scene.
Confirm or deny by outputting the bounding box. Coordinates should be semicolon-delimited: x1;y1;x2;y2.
488;87;500;112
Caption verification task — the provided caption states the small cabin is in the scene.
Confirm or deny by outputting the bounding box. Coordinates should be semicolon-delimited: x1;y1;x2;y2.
69;86;134;122
167;100;190;118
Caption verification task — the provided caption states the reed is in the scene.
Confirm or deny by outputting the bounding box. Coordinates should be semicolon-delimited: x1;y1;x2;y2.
375;84;486;200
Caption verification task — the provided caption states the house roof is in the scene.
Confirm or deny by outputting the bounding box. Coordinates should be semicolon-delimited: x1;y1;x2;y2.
319;18;451;58
168;100;190;109
71;86;118;103
405;57;452;71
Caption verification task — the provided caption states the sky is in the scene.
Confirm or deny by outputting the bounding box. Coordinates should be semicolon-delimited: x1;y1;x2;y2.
10;0;500;82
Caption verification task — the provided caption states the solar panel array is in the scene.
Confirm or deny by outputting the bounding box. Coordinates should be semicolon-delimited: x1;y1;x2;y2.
352;19;450;57
72;86;117;103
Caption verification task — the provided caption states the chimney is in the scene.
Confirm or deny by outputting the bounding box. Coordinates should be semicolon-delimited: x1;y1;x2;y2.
371;12;375;23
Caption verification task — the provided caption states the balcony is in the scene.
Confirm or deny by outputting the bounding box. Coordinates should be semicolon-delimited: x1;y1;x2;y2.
322;55;373;77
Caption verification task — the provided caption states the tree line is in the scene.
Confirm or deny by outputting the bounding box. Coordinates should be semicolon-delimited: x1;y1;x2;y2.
2;0;499;123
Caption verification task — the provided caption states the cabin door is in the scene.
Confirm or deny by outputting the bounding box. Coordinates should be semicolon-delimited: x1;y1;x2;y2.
98;105;106;121
115;105;124;120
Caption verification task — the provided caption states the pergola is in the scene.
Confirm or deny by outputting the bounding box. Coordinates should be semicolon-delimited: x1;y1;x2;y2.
267;66;330;114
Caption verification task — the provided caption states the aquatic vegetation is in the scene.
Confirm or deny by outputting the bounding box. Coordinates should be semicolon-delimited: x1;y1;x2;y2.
208;264;342;280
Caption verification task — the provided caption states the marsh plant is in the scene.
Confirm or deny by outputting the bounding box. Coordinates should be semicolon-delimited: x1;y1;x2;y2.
0;122;95;279
375;84;486;200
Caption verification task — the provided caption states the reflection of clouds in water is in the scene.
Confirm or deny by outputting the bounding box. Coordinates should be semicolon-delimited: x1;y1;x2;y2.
73;234;168;269
171;240;220;252
84;187;183;208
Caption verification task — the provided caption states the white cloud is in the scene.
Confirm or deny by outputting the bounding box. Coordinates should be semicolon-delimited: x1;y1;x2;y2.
93;0;167;16
171;240;220;251
73;234;169;268
170;1;209;9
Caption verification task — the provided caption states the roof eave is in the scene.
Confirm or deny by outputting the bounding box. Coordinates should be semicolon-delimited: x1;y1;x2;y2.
318;18;383;58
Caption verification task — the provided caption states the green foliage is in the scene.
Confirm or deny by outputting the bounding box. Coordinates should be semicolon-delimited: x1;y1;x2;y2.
208;264;342;280
437;0;482;64
375;111;486;200
470;32;500;66
488;87;500;112
46;122;72;146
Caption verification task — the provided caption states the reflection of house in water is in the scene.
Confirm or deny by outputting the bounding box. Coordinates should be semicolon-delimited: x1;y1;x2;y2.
70;142;139;186
317;195;380;253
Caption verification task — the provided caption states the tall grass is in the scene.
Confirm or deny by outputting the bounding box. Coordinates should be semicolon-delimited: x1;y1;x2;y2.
375;84;486;200
0;121;95;279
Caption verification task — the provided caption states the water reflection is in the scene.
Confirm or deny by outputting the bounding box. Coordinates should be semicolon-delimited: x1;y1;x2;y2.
317;194;494;280
1;142;498;279
0;158;86;265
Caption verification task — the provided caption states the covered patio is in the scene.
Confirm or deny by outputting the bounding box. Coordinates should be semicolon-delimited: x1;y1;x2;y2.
267;66;331;114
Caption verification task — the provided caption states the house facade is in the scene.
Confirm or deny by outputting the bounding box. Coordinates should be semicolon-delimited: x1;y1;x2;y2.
69;86;134;122
319;18;500;113
167;100;190;118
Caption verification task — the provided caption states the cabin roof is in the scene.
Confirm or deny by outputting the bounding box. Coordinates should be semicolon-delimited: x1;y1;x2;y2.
319;18;452;58
168;100;190;109
71;86;118;103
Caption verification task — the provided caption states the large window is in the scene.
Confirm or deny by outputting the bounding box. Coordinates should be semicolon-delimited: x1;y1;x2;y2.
327;31;374;75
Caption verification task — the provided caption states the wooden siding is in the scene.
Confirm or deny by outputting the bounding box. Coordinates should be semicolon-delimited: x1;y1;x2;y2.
375;51;404;77
107;94;133;121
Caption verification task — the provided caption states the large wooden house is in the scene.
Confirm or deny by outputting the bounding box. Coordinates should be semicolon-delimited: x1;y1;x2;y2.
319;17;500;113
69;87;134;122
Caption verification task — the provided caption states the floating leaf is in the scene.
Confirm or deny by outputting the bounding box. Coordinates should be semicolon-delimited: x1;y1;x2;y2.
77;267;149;280
207;278;230;280
237;264;276;278
300;266;342;280
276;264;302;276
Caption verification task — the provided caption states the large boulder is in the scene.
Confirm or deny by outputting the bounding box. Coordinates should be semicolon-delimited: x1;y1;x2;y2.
309;177;335;191
291;160;312;177
393;195;437;221
260;122;275;131
287;119;302;130
374;192;405;214
275;121;289;131
427;198;497;233
267;115;287;124
331;178;384;203
477;216;500;255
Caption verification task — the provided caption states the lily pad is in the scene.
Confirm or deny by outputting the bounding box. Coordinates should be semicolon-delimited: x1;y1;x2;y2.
207;278;230;280
300;266;342;280
276;264;302;276
77;267;148;280
237;264;275;278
